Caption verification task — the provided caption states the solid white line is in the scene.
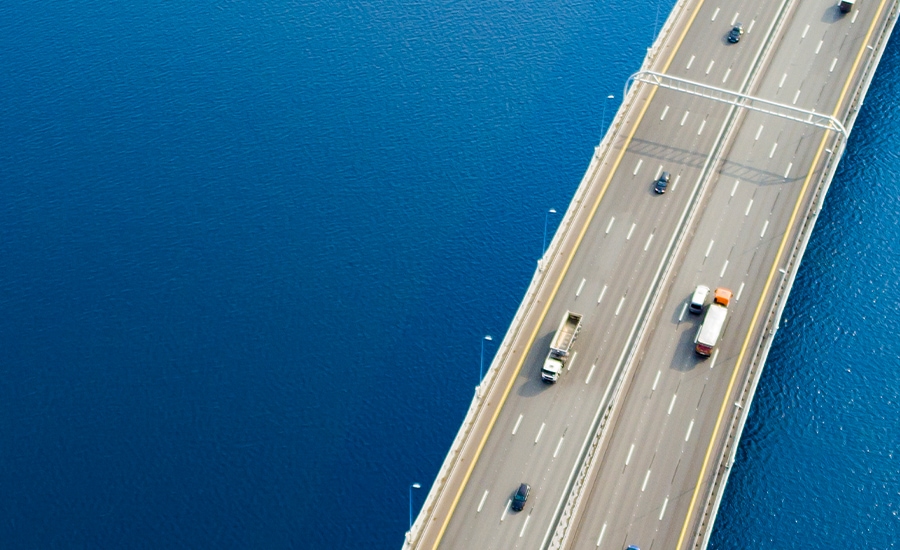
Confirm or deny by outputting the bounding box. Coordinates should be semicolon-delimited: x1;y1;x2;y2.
634;158;643;175
652;370;661;391
655;165;663;179
711;7;720;21
748;19;755;33
627;223;636;240
679;303;687;321
852;9;859;23
816;40;823;54
710;348;719;369
769;142;778;158
680;111;690;126
685;420;695;441
554;436;564;458
535;422;545;443
660;497;669;520
586;363;597;384
731;12;739;25
478;490;489;512
745;199;753;216
802;24;809;38
722;68;731;83
501;502;510;522
737;281;745;301
625;443;634;466
597;285;607;304
661;105;670;120
698;119;706;135
519;514;530;537
756;124;764;140
672;174;681;191
615;296;625;316
778;74;786;88
644;233;654;251
792;89;800;105
642;469;652;491
731;180;739;196
576;278;586;297
668;394;677;415
830;57;838;72
705;60;714;75
784;162;792;178
596;523;607;547
760;220;769;238
686;55;695;69
512;414;523;435
705;239;714;257
720;259;728;278
606;217;615;234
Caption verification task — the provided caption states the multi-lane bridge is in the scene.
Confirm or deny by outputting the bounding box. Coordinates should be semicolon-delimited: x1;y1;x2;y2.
406;0;898;546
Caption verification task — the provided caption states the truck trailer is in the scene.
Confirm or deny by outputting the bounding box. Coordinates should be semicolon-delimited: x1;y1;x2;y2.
541;311;583;383
694;288;732;356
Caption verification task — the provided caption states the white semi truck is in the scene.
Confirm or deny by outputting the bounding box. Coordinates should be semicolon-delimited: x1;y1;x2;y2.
694;287;733;356
541;311;583;383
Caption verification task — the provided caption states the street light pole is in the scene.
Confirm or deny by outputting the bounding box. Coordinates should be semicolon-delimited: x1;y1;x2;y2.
409;482;421;530
480;335;493;382
601;94;615;132
542;208;558;260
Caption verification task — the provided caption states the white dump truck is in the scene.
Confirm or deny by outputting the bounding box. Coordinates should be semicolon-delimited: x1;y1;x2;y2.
541;311;583;383
694;288;733;356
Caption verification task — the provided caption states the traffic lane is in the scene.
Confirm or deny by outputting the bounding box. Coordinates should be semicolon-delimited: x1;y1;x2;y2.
516;82;748;544
472;88;741;545
439;229;666;549
649;114;829;546
665;0;785;90
567;102;831;545
559;18;835;538
566;282;731;548
754;0;880;114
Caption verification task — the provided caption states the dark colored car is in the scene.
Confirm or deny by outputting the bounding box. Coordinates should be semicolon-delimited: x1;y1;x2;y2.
511;483;530;511
727;23;744;43
626;546;641;550
654;171;670;194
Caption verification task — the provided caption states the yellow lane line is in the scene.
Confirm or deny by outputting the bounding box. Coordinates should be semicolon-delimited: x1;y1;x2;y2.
674;0;888;547
429;2;710;547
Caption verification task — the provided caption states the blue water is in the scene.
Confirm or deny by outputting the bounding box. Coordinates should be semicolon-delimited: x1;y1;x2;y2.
0;1;896;548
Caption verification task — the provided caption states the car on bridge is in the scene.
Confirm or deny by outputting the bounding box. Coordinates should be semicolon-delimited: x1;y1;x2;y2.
653;171;670;194
511;483;530;511
727;23;744;43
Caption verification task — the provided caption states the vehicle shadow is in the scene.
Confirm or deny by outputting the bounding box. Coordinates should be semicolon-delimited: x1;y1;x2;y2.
822;4;846;23
515;332;555;397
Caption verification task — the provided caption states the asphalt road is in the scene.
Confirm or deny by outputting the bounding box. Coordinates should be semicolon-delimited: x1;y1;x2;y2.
413;0;894;547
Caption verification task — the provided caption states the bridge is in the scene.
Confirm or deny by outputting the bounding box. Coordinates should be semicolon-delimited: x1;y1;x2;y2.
406;0;899;546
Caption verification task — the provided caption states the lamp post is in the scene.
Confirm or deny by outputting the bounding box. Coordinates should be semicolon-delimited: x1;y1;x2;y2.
542;208;558;260
480;335;493;382
601;94;615;132
409;482;421;530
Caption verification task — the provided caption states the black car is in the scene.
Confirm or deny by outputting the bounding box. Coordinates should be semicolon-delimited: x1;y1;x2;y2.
727;23;744;43
654;171;670;194
511;483;530;511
